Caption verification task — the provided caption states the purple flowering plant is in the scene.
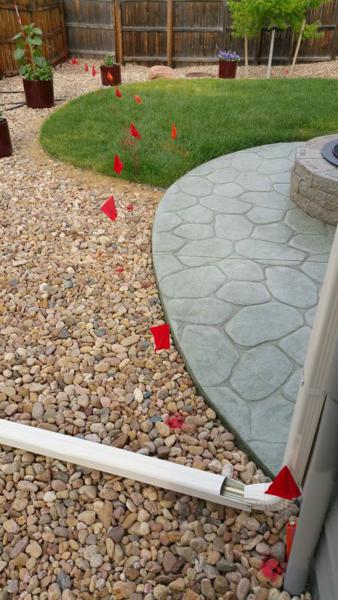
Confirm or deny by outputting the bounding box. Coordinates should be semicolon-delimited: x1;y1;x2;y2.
218;49;241;62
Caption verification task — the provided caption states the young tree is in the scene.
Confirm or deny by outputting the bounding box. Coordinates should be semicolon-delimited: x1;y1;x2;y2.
252;0;305;78
290;0;331;76
227;0;263;76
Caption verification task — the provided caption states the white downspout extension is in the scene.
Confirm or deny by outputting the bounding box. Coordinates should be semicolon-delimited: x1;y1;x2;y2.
0;420;283;513
283;225;338;485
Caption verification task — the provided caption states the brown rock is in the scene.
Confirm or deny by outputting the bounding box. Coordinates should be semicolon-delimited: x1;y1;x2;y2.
163;550;178;574
112;582;136;599
149;66;177;80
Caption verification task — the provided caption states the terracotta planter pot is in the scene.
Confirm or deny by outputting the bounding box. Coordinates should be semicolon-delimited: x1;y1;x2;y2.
100;64;121;87
218;60;238;79
0;118;13;158
23;78;54;109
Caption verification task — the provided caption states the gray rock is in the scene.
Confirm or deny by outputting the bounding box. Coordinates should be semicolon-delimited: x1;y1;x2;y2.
201;579;215;599
176;546;196;562
236;577;251;600
190;537;207;553
56;571;71;591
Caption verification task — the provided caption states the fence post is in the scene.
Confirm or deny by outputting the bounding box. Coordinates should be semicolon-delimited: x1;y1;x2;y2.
330;4;338;60
113;0;124;65
167;0;174;66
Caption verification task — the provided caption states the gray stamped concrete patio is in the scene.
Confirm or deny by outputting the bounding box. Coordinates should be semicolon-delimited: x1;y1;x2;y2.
152;142;335;475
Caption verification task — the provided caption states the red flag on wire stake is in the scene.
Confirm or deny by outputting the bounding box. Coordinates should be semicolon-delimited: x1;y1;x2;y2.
126;204;135;212
115;266;124;273
130;123;142;140
114;154;124;176
265;465;301;500
100;196;117;222
261;559;284;583
134;95;142;104
92;65;97;77
166;413;184;429
84;63;89;72
70;57;79;65
151;324;170;351
115;87;122;98
171;124;177;140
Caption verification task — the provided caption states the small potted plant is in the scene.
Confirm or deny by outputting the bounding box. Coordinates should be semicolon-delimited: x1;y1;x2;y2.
218;49;241;79
13;24;54;109
100;55;121;87
0;111;13;158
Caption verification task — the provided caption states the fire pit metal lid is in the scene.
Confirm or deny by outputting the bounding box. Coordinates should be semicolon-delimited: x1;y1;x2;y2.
321;139;338;167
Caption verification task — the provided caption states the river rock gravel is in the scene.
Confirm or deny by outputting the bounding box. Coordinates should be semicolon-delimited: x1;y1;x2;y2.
0;63;316;598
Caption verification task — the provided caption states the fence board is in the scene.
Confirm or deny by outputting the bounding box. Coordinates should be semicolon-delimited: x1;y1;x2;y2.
3;0;335;73
63;0;115;57
0;0;67;75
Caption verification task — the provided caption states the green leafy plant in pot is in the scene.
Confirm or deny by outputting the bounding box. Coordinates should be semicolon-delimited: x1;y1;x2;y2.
0;110;13;158
13;24;54;109
100;55;121;87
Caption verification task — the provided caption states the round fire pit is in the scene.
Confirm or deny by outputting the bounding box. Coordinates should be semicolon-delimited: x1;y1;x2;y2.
290;134;338;225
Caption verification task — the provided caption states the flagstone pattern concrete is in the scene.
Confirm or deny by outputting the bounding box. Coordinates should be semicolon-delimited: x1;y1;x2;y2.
152;142;335;474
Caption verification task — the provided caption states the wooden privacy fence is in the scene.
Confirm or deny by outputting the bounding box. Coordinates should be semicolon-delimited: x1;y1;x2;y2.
0;0;67;76
63;0;338;65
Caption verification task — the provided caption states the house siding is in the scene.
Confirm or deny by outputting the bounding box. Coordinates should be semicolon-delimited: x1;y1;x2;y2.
311;484;338;600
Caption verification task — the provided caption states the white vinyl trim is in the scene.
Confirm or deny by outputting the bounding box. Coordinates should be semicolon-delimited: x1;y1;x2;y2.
284;226;338;484
0;420;283;512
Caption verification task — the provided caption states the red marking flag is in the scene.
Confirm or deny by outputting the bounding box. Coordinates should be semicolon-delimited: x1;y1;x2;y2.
167;413;184;429
171;124;177;140
150;324;170;351
84;63;89;72
70;57;79;65
115;87;122;98
265;465;301;501
92;65;97;77
100;196;117;222
126;204;135;212
115;266;124;273
130;123;142;140
114;154;124;176
261;559;283;583
134;95;142;105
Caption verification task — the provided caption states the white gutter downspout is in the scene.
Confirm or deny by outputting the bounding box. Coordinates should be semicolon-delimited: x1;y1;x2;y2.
0;420;283;513
283;225;338;485
284;353;338;594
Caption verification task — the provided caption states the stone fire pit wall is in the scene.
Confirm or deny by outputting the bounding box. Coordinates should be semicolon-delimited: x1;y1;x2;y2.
291;134;338;225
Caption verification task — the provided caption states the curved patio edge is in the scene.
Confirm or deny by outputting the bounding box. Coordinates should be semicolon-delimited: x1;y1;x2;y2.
152;142;335;475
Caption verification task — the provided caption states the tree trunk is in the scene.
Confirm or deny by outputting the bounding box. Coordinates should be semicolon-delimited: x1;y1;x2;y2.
244;35;249;77
290;19;306;77
266;28;276;79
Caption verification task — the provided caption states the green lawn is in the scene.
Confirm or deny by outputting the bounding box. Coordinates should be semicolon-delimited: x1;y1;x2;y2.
40;78;338;188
